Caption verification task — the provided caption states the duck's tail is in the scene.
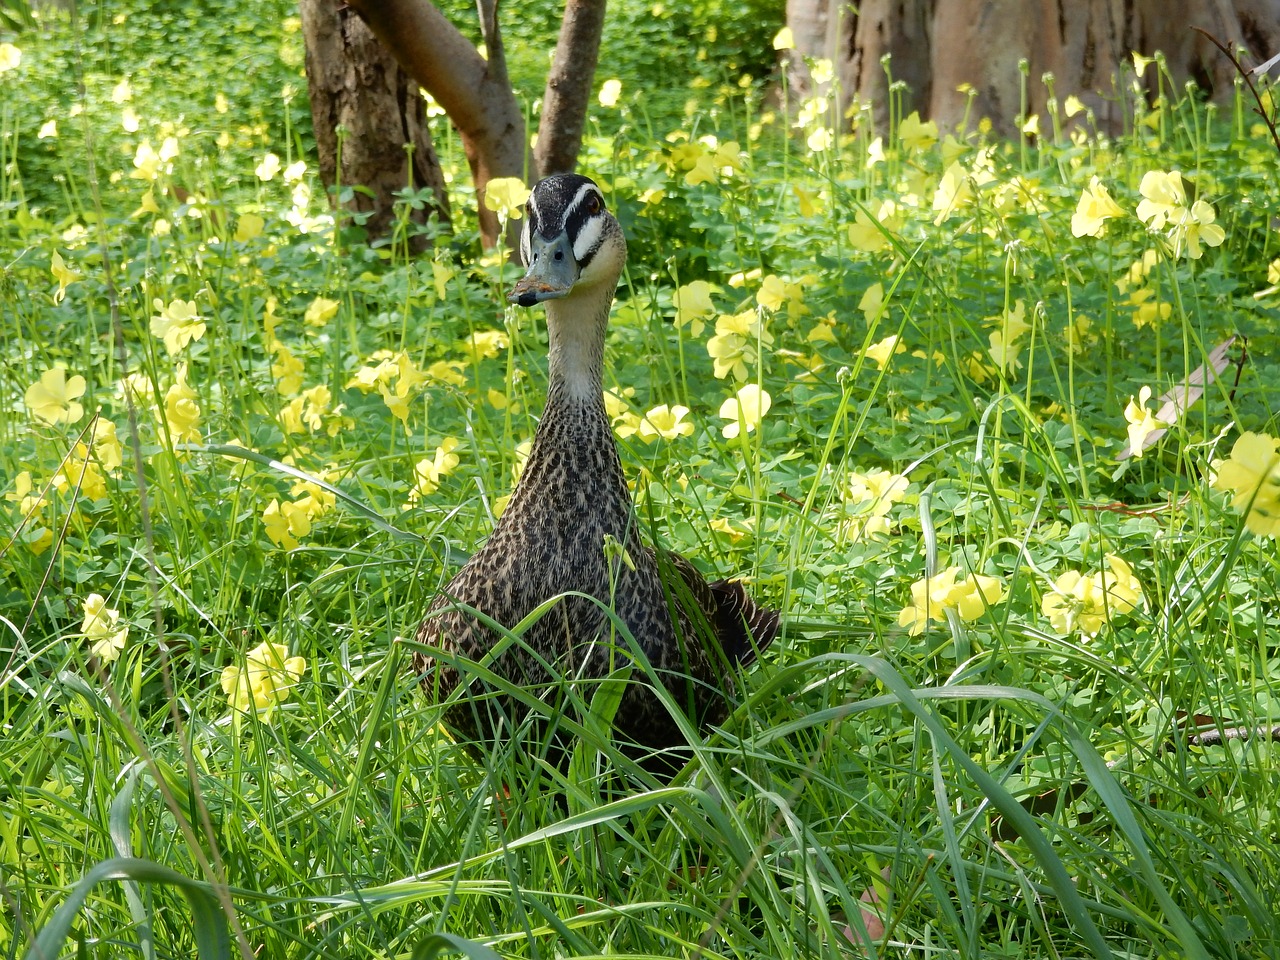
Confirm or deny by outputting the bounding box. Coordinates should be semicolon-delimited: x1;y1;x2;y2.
709;579;781;668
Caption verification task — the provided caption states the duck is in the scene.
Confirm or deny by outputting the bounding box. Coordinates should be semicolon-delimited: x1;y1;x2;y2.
413;173;779;774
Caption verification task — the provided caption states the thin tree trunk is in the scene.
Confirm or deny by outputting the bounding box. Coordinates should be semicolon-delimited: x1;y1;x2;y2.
345;0;530;247
534;0;608;175
299;0;449;253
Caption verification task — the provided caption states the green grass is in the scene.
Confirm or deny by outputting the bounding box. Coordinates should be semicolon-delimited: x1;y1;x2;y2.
4;5;1280;959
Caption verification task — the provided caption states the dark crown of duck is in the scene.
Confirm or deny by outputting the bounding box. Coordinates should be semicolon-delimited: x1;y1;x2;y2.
414;173;779;775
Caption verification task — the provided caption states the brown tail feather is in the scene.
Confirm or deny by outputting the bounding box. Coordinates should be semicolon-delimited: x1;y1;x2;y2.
709;579;780;667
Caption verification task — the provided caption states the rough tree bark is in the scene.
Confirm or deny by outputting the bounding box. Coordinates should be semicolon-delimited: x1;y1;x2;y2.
534;0;608;176
299;0;450;252
342;0;530;248
785;0;1280;136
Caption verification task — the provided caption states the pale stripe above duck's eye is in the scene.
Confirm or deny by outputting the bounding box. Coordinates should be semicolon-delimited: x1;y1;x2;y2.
571;215;605;263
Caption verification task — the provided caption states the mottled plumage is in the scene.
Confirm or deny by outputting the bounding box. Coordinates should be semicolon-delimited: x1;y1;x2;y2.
414;174;778;769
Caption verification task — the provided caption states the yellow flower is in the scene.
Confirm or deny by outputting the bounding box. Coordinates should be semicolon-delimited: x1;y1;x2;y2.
393;352;427;398
932;162;973;224
379;384;411;427
707;309;772;381
1211;432;1280;538
304;296;340;327
300;384;331;431
130;139;176;180
38;119;57;139
234;213;265;242
1124;286;1171;329
345;351;398;393
6;471;49;520
847;468;908;511
1268;258;1280;286
220;641;306;719
598;78;622;107
637;404;694;442
279;397;306;435
426;359;467;387
1063;95;1086;117
1042;556;1142;636
255;152;282;181
49;251;79;305
0;42;21;73
163;364;202;443
673;280;716;337
899;111;938;153
408;438;462;503
756;275;787;312
272;345;305;395
987;330;1023;375
864;334;904;371
262;498;311;550
718;384;771;439
81;593;128;664
847;200;901;253
1070;176;1125;238
858;282;884;322
898;567;1004;636
772;26;795;50
25;368;87;425
1135;170;1227;259
1174;199;1226;259
1123;385;1165;457
483;177;530;218
150;298;206;355
111;78;132;103
460;329;509;361
793;184;820;217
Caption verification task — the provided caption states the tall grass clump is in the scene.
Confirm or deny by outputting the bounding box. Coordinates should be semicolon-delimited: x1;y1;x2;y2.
3;4;1280;958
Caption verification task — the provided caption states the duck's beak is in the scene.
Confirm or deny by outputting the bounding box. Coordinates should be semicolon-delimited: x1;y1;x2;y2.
508;231;579;306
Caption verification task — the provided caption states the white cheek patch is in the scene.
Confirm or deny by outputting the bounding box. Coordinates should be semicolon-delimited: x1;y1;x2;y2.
572;215;604;263
520;221;531;266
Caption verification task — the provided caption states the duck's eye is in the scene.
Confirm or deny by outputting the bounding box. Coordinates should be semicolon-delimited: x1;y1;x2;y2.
588;194;602;215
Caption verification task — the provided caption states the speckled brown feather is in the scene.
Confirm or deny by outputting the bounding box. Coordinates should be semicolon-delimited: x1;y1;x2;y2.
412;174;779;769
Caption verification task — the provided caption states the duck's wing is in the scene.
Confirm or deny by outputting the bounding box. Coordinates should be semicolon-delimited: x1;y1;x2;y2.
656;549;780;668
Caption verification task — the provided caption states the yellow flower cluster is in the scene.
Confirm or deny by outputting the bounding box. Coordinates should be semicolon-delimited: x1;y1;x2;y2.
220;641;306;720
707;309;773;381
81;593;129;664
54;418;124;501
5;472;53;554
1211;432;1280;538
1041;555;1143;636
1136;170;1226;260
150;298;206;355
346;350;437;430
667;135;744;187
898;566;1005;636
841;468;909;541
408;438;462;504
261;472;338;550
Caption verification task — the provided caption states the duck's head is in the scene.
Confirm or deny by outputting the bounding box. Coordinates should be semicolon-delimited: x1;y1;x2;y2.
508;174;626;307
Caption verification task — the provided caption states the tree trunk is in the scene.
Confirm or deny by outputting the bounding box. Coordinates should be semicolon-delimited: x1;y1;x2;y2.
345;0;531;248
534;0;608;176
787;0;1280;137
298;0;449;253
781;0;831;100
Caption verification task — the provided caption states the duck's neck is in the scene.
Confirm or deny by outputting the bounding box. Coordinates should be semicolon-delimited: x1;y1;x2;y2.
544;281;615;409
